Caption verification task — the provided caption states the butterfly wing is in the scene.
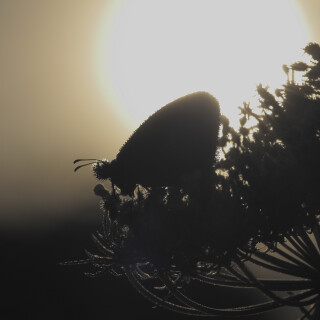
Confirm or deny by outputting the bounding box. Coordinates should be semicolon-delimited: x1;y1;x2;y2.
112;91;221;192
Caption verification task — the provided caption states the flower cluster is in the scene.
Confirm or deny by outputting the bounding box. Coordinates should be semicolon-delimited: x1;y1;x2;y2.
66;43;320;319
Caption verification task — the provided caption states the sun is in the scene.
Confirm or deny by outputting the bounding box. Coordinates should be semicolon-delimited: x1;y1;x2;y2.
95;0;310;128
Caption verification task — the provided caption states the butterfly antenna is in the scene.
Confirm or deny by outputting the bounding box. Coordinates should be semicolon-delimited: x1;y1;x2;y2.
74;158;105;172
74;161;98;172
73;158;100;164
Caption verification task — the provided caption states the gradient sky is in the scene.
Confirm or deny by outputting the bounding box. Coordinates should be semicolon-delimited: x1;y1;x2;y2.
1;0;320;229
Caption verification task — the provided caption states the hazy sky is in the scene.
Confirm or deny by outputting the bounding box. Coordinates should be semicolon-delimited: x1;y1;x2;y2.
1;0;320;229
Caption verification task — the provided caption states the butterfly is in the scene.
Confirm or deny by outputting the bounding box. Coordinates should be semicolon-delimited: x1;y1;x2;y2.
75;91;221;195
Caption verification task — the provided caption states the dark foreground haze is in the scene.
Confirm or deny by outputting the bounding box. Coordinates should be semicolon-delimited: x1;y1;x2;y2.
1;208;295;320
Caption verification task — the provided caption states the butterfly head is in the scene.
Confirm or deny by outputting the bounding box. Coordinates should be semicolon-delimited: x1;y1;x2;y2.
92;159;112;180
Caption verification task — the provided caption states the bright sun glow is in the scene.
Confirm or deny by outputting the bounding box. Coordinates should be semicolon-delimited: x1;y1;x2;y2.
96;0;310;127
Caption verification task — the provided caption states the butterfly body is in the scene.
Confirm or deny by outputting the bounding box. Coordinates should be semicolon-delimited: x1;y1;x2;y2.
91;92;221;195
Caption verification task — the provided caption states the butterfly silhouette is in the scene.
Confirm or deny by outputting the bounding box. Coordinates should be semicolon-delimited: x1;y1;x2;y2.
75;91;221;195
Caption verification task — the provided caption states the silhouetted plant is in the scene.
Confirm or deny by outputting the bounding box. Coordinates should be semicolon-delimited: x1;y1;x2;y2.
217;43;320;245
65;43;320;319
